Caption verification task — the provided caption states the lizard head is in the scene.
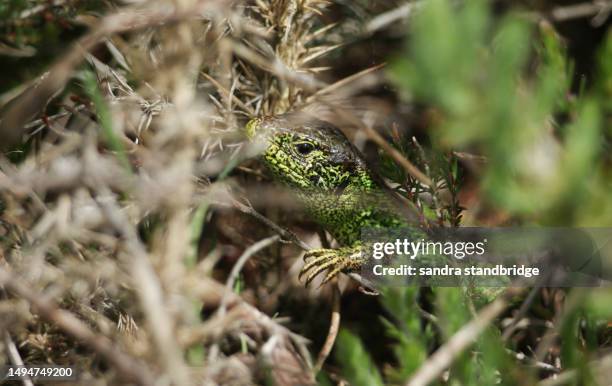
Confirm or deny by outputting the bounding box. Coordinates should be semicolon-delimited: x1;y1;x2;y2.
245;113;371;193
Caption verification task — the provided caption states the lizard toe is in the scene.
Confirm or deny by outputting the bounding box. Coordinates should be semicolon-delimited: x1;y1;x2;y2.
299;246;364;288
319;264;345;287
300;251;336;278
301;255;341;286
303;248;330;261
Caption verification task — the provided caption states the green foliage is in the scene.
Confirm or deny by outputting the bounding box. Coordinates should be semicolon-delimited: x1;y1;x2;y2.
435;288;470;337
316;370;334;386
390;0;610;221
82;69;132;172
187;202;209;267
378;132;466;226
0;0;29;19
380;287;430;381
392;0;491;120
335;329;384;386
331;1;612;385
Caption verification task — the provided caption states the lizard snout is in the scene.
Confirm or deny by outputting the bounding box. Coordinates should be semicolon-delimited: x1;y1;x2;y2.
245;117;264;140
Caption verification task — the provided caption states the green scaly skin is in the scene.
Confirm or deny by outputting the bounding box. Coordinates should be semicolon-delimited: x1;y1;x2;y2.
247;116;508;303
246;113;416;286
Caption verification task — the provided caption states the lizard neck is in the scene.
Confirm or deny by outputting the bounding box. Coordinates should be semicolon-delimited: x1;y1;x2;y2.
296;171;407;246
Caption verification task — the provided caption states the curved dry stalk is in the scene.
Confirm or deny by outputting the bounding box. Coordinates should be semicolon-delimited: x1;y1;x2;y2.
501;280;543;341
314;283;341;372
219;234;280;316
228;198;380;292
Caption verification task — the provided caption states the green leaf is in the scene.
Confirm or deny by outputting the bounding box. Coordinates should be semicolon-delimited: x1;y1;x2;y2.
186;202;209;267
82;70;132;172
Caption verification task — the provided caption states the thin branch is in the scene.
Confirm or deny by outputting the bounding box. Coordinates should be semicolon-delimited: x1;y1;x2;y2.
19;0;68;20
188;276;312;367
0;0;69;28
452;151;488;163
3;331;35;386
314;284;341;372
220;234;280;315
362;124;433;187
366;1;423;33
231;199;311;250
202;72;255;115
501;272;551;341
538;353;612;386
228;199;380;292
365;0;612;35
307;63;386;101
506;349;560;374
230;40;326;93
549;1;612;23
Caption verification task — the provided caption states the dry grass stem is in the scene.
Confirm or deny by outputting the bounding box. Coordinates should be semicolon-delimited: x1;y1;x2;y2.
314;284;341;372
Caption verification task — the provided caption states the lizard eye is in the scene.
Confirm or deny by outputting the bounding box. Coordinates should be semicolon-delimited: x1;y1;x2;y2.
295;142;315;155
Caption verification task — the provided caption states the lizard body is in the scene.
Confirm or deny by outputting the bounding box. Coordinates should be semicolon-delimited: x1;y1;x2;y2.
246;113;418;285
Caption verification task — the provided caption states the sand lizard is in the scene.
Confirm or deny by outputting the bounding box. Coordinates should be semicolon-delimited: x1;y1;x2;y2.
245;112;427;286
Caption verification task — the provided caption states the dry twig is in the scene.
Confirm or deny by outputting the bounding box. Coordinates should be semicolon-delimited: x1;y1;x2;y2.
314;283;341;372
220;234;280;316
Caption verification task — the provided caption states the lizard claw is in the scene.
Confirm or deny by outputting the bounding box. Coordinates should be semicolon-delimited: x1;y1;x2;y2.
301;252;341;286
299;247;363;287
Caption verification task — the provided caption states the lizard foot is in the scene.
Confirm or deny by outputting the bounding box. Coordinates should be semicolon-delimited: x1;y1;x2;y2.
299;247;364;287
